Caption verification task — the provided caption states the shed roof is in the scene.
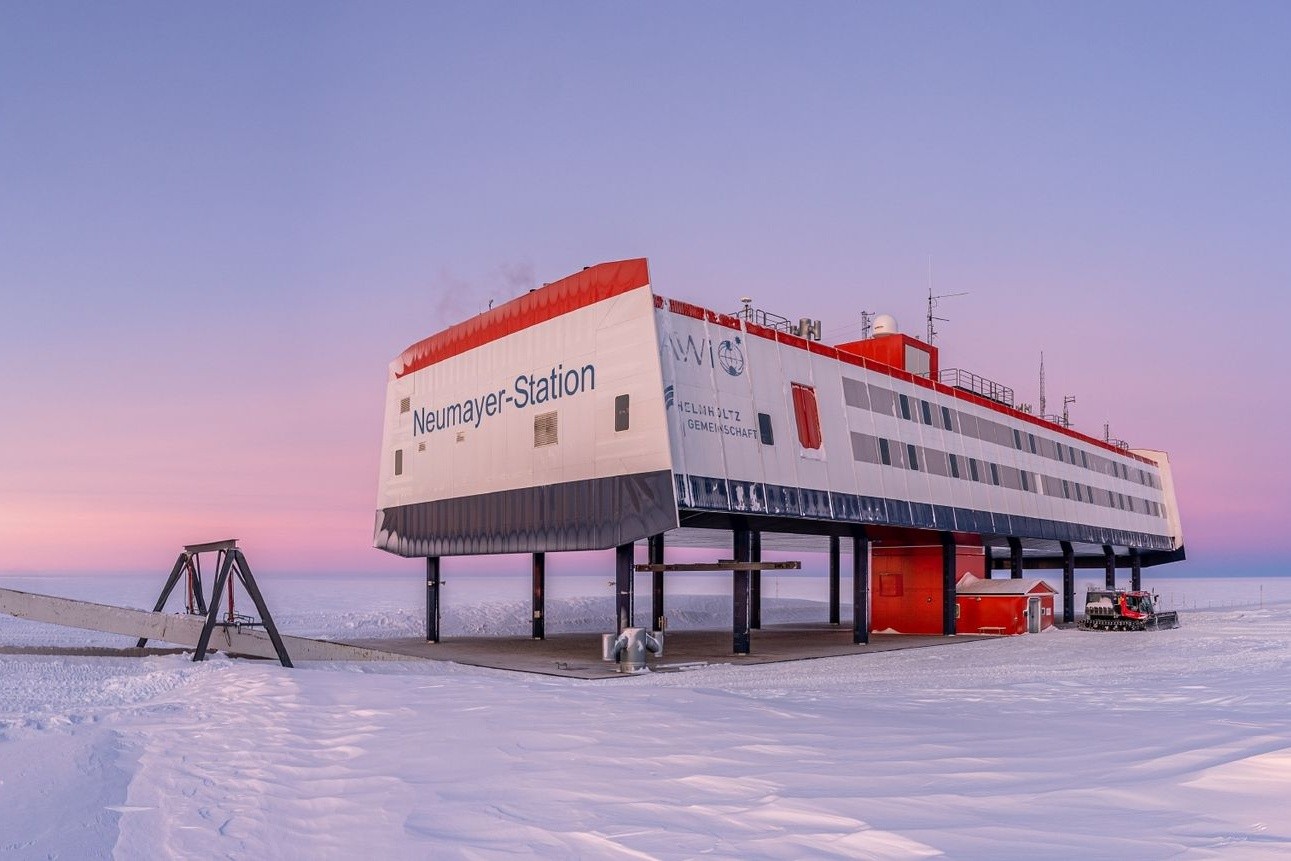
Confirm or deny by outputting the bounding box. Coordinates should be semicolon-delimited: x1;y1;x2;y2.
956;573;1056;596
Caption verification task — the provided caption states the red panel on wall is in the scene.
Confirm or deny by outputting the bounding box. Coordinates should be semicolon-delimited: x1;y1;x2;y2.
790;382;823;450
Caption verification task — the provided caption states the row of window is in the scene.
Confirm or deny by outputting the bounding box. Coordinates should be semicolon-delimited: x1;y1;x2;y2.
849;431;1164;519
840;377;1158;490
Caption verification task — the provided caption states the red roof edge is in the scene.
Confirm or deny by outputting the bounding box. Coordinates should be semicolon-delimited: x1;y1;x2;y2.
392;258;650;379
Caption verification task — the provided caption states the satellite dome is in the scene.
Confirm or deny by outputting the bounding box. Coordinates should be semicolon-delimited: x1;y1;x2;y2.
872;314;898;336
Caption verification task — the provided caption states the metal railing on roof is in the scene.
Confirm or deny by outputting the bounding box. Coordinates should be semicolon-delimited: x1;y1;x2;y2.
732;304;794;333
938;368;1015;407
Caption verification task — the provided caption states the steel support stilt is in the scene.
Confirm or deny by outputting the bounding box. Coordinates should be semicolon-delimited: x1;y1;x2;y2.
425;556;441;643
1061;541;1076;624
852;531;870;645
1130;548;1142;592
983;545;993;580
828;535;841;625
750;530;762;630
532;552;545;640
941;532;957;636
1009;536;1023;579
1103;544;1116;590
615;543;634;634
648;533;665;631
733;524;753;654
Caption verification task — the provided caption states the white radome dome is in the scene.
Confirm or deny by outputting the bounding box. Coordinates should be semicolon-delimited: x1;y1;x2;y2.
872;314;898;336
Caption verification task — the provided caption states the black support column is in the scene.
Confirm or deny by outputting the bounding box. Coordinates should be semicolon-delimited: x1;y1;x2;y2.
1008;536;1023;579
852;531;870;645
648;533;665;631
828;535;841;625
1060;540;1075;625
1103;544;1116;590
615;542;634;634
733;523;753;654
532;552;545;640
1130;548;1142;591
984;545;994;579
750;530;762;630
941;532;957;636
425;556;441;643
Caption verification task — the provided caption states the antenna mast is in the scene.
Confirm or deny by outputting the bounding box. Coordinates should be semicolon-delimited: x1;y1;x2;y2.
924;261;968;344
1039;352;1047;418
860;310;876;339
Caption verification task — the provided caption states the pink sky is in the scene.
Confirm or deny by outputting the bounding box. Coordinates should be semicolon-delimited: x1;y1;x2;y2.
2;4;1288;577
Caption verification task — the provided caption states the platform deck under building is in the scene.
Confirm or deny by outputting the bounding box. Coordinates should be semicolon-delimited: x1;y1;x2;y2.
341;624;1002;679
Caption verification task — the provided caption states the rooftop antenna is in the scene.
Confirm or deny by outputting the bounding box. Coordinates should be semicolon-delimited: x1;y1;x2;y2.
1039;352;1047;418
1062;395;1076;428
925;259;968;344
739;296;753;322
860;310;876;339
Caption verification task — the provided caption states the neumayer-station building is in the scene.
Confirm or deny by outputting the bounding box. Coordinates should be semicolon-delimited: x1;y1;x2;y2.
376;259;1183;652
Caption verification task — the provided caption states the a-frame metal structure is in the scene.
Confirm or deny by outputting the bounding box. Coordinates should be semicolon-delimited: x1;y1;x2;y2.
138;539;292;667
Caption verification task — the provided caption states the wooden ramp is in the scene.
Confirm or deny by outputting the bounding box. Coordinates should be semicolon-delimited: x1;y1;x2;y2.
0;587;412;662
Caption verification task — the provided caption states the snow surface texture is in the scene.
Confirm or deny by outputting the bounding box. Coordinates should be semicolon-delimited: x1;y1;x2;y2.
2;574;1289;859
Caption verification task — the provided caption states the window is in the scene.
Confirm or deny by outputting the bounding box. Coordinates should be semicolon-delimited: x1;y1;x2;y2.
1028;433;1036;454
920;400;932;425
614;394;630;432
907;444;920;471
1076;484;1084;502
1013;429;1023;449
1020;470;1030;492
949;453;960;478
1062;479;1070;499
791;383;823;449
899;394;911;420
1080;450;1089;468
757;412;775;445
394;449;403;476
941;405;953;430
879;438;891;466
969;458;980;482
990;462;1000;485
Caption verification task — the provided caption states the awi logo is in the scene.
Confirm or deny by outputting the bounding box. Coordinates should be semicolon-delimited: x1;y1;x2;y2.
667;332;747;377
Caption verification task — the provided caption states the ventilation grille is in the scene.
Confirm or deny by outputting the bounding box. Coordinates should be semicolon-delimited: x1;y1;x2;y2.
400;397;411;414
534;411;558;447
418;441;426;452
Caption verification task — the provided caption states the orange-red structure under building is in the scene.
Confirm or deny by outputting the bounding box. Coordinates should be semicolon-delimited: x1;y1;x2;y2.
955;573;1056;635
870;544;986;634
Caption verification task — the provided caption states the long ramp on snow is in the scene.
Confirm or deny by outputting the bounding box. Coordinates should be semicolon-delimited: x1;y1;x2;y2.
0;587;412;662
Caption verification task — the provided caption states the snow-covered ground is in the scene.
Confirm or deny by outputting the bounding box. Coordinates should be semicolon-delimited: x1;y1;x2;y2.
2;573;1289;859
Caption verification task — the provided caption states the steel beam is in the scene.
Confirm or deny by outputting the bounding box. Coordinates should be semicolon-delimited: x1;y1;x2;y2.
137;553;189;648
1103;544;1116;589
230;550;292;668
941;532;957;636
648;533;665;631
1061;540;1075;624
750;530;762;630
852;531;870;645
532;552;545;640
426;556;441;643
615;542;634;634
193;550;235;662
828;535;841;625
983;545;993;580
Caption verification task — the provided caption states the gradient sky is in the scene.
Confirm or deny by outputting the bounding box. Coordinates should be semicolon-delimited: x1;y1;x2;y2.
2;2;1288;578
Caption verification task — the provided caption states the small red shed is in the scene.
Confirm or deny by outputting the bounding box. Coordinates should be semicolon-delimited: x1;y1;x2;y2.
955;573;1056;635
